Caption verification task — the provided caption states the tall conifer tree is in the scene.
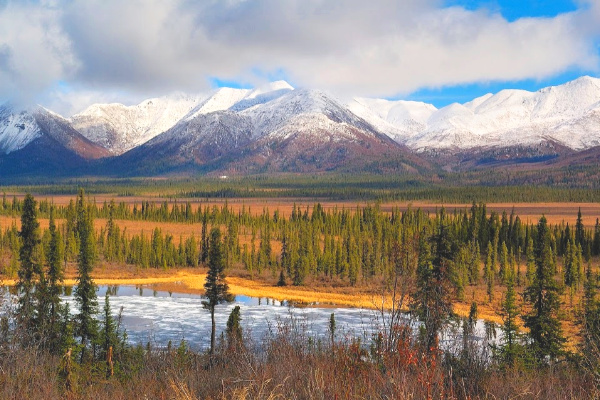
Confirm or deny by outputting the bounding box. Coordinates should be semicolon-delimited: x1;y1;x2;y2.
74;190;98;361
523;216;565;362
498;272;521;367
412;210;454;353
202;227;234;360
46;206;65;352
17;193;41;341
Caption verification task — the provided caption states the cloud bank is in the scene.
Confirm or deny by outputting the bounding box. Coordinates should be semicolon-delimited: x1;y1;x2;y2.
0;0;599;114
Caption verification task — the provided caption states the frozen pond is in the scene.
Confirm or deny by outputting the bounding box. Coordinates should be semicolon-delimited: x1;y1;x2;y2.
1;285;500;353
62;285;378;350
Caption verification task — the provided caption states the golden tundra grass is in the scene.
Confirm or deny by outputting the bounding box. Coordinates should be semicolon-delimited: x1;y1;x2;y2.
3;199;600;225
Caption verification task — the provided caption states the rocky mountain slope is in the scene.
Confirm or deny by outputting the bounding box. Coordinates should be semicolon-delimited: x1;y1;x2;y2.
0;104;109;176
1;76;600;177
112;87;423;175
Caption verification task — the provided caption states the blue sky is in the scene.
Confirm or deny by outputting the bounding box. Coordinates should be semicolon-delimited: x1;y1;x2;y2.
209;0;600;108
406;69;598;108
444;0;579;21
0;0;599;114
406;0;599;107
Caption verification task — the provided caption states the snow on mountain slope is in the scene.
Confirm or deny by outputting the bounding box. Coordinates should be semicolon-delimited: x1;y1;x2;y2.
0;103;109;163
143;110;253;152
71;93;209;155
232;111;412;174
113;111;255;175
407;76;600;150
35;107;109;159
71;81;296;155
229;81;294;112
0;104;43;154
100;75;600;158
182;88;251;121
347;98;436;139
241;88;380;141
110;86;409;174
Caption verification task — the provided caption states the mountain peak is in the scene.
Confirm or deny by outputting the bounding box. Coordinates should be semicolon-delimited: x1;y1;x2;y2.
266;80;294;91
244;80;294;100
566;75;599;85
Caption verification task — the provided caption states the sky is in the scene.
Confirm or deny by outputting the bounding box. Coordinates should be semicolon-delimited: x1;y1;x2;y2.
0;0;599;115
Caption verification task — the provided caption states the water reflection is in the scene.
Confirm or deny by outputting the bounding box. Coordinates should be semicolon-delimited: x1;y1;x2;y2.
2;285;501;353
57;285;375;351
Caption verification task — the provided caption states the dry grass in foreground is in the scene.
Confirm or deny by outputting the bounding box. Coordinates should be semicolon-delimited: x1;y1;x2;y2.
0;321;597;400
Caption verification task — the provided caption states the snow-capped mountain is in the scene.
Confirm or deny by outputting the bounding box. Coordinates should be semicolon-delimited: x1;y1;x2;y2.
71;81;294;155
113;111;255;174
0;104;43;154
0;103;108;158
232;89;415;173
183;80;293;119
405;76;600;151
70;93;209;155
0;103;109;176
241;88;378;138
1;76;600;177
112;86;419;175
346;97;437;143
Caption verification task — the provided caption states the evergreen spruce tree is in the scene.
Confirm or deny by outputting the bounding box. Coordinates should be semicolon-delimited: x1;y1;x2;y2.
277;269;287;286
226;306;243;349
411;212;454;353
564;239;574;287
575;208;585;248
104;200;117;262
499;241;509;284
575;243;583;288
280;229;290;273
593;218;600;256
99;294;119;376
46;206;65;353
484;242;495;303
200;211;209;263
468;240;480;285
578;262;600;373
185;235;199;267
523;216;565;363
202;227;234;360
293;255;309;286
59;302;77;356
329;312;336;349
74;190;99;361
498;271;521;367
16;193;41;342
525;237;535;285
64;199;79;262
258;225;272;273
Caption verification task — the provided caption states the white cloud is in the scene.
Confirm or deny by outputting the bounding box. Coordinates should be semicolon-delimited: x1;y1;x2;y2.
0;1;77;106
0;0;599;114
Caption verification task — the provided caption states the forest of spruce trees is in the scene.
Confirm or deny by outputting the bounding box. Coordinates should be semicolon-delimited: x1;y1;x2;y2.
1;191;600;398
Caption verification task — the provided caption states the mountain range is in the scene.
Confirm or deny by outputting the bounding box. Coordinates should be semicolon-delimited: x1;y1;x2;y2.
1;76;600;178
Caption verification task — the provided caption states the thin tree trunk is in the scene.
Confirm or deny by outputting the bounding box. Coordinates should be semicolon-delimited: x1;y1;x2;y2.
210;306;216;359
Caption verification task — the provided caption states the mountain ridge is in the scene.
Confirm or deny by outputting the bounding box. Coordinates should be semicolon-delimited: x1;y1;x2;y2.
1;76;600;177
